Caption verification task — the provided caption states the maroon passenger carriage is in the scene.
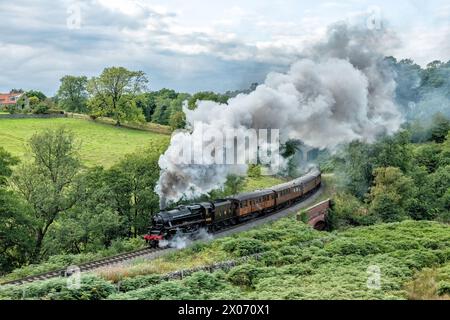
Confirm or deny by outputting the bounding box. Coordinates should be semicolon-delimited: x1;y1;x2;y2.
145;169;322;248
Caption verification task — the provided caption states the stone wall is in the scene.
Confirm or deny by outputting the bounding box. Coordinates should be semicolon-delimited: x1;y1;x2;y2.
0;113;67;119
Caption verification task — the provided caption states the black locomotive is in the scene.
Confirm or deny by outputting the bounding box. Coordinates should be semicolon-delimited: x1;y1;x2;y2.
144;169;321;247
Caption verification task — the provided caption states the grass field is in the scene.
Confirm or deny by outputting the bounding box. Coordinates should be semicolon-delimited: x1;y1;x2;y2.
242;175;287;192
0;118;170;167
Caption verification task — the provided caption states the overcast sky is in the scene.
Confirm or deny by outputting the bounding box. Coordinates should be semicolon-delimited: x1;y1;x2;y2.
0;0;449;95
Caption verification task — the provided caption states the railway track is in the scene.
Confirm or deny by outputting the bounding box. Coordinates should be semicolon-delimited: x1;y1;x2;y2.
0;247;166;286
1;186;323;287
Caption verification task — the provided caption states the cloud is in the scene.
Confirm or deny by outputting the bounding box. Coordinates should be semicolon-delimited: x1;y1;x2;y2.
0;0;449;95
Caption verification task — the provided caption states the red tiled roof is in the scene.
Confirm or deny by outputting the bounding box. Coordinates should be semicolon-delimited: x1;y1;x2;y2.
0;93;23;105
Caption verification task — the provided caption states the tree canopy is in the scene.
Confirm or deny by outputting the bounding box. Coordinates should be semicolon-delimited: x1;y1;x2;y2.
87;67;148;125
57;75;89;113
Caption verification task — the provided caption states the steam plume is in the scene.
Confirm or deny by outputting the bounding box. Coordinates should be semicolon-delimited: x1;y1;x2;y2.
156;21;404;206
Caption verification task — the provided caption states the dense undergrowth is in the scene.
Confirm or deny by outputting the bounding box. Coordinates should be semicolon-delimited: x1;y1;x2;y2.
1;218;448;300
0;238;145;284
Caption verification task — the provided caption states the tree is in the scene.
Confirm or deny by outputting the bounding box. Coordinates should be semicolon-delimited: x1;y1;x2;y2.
188;91;228;109
428;165;450;212
430;113;450;143
0;148;33;273
413;143;442;173
46;167;123;254
28;96;40;107
135;92;157;122
87;67;148;125
151;96;172;125
26;90;47;102
0;148;18;185
11;128;82;261
372;131;413;173
333;131;414;200
439;132;450;166
169;111;186;130
421;60;445;89
368;167;415;222
57;75;88;113
222;175;245;196
335;141;374;199
107;152;160;237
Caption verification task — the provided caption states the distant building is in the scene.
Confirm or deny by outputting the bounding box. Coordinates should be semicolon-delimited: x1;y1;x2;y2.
0;91;29;111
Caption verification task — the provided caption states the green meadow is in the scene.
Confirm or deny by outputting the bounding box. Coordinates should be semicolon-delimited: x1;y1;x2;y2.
0;118;171;167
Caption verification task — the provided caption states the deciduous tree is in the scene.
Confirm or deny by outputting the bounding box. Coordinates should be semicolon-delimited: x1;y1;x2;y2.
11;128;82;261
87;67;148;125
57;75;88;113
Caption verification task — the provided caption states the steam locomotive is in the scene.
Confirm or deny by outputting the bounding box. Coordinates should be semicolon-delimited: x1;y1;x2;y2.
144;169;322;248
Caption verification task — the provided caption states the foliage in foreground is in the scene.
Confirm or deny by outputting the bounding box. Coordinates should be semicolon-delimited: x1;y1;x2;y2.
1;219;449;300
111;220;450;300
405;262;450;300
0;275;115;300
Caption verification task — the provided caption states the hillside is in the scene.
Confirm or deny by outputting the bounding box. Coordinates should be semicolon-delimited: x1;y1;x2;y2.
0;118;170;167
1;218;448;300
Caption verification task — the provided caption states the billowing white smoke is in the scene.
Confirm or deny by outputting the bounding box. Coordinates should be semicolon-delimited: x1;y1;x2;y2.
158;229;213;249
156;21;404;206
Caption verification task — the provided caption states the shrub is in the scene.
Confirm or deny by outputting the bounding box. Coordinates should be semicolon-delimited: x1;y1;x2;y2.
325;239;387;256
0;275;116;300
183;271;226;294
226;264;260;287
118;274;163;292
1;238;145;283
437;281;450;296
327;193;373;229
109;281;193;300
32;103;50;114
247;165;262;178
221;238;267;257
